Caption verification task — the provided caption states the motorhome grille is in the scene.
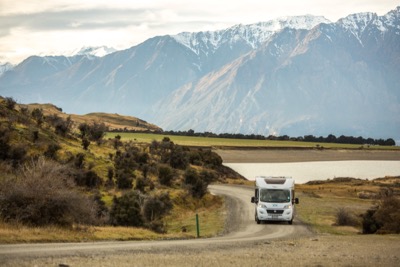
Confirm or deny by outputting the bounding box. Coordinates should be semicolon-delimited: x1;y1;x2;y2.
266;209;284;214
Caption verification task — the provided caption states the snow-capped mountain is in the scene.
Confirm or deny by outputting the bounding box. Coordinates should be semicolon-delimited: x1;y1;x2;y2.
172;15;330;54
73;46;117;58
0;62;13;76
0;7;399;141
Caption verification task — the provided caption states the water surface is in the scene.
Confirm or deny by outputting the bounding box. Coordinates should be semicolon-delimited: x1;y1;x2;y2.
224;160;400;184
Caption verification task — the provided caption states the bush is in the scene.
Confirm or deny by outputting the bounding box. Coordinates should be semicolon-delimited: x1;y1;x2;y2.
46;115;72;136
115;169;134;189
31;108;44;126
373;197;400;233
362;207;381;234
4;97;16;110
109;191;144;227
143;193;173;222
169;146;189;169
0;158;98;226
74;170;103;188
362;196;400;234
44;143;61;160
184;168;208;198
78;122;108;142
335;207;358;226
158;165;174;186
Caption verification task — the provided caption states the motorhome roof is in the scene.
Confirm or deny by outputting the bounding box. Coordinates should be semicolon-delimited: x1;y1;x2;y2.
255;176;294;188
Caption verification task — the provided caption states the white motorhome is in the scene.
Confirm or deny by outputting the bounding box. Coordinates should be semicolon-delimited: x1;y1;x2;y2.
251;176;299;224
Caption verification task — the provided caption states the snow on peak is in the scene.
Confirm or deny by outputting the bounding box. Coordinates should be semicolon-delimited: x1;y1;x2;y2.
172;15;330;54
337;7;400;40
338;12;378;32
74;46;117;57
0;62;14;76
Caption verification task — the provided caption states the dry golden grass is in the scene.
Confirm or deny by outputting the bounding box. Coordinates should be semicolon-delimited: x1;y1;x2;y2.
296;177;400;234
22;103;161;132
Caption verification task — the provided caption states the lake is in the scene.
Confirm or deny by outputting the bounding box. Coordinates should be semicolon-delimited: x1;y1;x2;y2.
224;160;400;184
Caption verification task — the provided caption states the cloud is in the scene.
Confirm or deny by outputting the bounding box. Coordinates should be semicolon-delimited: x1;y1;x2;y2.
0;8;157;31
0;1;398;64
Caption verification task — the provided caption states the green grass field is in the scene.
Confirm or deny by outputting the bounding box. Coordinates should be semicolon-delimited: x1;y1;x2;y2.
105;132;398;149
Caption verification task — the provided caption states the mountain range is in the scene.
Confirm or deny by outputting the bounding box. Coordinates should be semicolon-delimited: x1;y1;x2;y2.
1;7;399;142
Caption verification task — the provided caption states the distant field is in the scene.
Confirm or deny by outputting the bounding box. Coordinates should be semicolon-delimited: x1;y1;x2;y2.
105;132;399;150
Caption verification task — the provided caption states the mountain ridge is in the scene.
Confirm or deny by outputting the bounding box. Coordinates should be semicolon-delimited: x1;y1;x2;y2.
0;7;399;141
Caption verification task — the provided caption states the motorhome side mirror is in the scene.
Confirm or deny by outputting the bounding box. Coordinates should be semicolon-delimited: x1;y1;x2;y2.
295;198;299;204
251;197;258;203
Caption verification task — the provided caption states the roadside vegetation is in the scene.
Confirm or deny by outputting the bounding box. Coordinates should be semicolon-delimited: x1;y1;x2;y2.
0;96;398;244
296;177;400;235
0;96;241;243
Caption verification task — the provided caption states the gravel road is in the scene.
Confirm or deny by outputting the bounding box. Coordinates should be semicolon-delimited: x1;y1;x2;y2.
1;184;399;266
0;184;313;266
1;149;399;266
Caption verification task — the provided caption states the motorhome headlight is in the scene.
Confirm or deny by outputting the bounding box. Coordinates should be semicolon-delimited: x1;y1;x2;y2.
258;203;267;209
283;204;292;209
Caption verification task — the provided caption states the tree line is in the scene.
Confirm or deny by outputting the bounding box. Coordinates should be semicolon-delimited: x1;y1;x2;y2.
128;129;396;146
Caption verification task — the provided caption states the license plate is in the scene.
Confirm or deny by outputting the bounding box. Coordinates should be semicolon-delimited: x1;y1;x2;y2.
271;215;279;219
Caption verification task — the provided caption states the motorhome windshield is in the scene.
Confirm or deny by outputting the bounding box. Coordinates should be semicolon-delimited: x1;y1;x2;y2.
260;189;290;203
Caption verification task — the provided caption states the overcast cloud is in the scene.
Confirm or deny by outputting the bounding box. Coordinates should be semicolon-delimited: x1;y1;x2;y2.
0;0;398;64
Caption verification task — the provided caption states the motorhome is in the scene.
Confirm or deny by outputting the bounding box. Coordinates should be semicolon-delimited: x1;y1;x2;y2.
251;176;299;224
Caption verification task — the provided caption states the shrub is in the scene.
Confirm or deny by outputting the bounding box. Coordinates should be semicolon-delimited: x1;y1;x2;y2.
44;143;61;160
0;158;98;226
46;115;72;136
115;169;134;189
184;168;208;198
362;207;381;234
169;146;189;169
4;97;16;110
335;207;358;226
109;191;144;227
0;127;11;160
78;122;108;142
31;108;44;126
362;196;400;234
158;165;174;186
82;137;90;150
105;167;114;187
74;170;103;188
373;196;400;234
143;193;173;222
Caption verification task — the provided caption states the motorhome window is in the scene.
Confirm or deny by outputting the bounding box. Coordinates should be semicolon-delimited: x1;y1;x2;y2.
259;189;290;203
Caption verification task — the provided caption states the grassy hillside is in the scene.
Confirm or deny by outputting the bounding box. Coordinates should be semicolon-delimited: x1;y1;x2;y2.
0;96;242;243
0;96;398;243
24;103;162;132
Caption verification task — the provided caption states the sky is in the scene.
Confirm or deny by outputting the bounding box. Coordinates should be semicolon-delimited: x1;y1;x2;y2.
0;0;399;65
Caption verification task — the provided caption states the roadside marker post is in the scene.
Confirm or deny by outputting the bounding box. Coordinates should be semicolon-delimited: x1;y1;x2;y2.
196;213;200;238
